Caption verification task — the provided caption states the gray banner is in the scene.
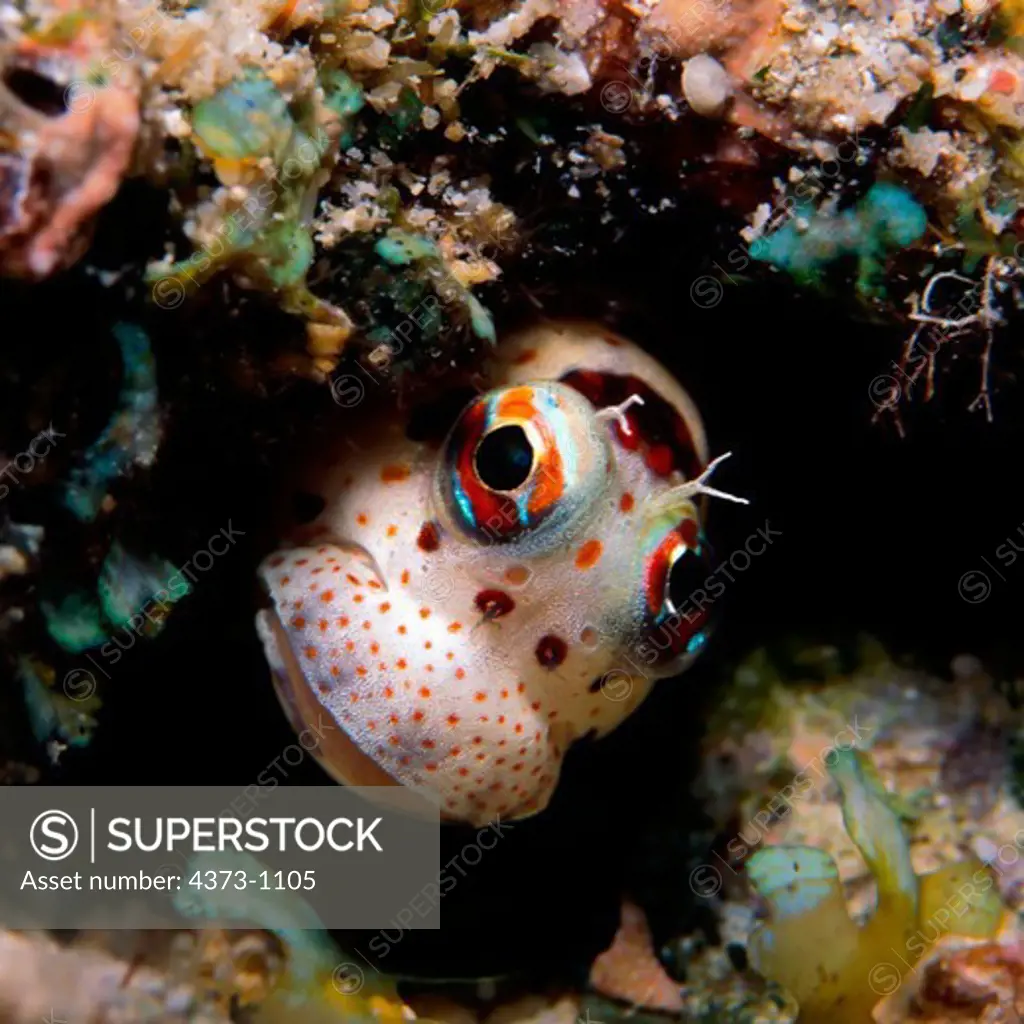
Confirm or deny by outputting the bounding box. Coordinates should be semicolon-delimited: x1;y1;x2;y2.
0;787;440;929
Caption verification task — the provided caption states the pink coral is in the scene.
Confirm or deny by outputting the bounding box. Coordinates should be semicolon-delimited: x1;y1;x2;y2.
0;24;139;279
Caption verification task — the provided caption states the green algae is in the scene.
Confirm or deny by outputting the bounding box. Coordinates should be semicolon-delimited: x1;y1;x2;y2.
747;747;1004;1023
191;68;295;163
62;322;161;524
751;183;928;300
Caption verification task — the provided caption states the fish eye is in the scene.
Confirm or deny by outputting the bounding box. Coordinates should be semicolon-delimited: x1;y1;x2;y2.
666;544;707;617
639;512;717;669
474;424;535;492
435;382;612;550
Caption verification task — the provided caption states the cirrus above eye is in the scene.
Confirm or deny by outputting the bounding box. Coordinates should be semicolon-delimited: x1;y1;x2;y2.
434;381;613;548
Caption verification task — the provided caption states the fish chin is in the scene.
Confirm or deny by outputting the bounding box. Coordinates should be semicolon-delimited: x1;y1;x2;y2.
256;541;401;791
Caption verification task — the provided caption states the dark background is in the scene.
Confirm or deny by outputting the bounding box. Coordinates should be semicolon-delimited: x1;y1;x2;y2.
2;76;1023;991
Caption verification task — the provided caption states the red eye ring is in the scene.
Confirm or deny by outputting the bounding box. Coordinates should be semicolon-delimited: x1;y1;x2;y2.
440;386;571;542
638;515;715;667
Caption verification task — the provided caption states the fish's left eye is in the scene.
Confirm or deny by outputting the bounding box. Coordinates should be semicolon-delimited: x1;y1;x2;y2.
435;382;612;550
639;512;718;668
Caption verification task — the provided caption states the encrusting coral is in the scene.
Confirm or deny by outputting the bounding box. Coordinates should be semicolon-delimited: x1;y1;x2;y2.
8;0;1024;402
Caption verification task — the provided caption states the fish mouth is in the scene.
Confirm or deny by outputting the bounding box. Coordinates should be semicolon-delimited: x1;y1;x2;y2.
292;525;390;589
255;583;401;791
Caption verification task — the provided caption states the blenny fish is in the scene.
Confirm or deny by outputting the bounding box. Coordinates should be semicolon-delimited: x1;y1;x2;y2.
256;321;745;825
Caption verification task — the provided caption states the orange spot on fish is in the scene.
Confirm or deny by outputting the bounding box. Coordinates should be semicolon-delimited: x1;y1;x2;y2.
356;513;369;525
292;616;306;629
620;492;635;513
576;539;603;570
448;621;463;633
304;646;317;659
337;615;349;627
381;464;411;483
401;570;411;585
320;589;334;602
497;385;537;421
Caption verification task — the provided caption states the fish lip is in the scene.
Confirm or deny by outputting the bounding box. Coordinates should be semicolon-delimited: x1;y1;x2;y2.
281;528;390;590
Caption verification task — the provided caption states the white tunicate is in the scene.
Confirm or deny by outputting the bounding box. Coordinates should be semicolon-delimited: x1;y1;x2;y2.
681;55;732;118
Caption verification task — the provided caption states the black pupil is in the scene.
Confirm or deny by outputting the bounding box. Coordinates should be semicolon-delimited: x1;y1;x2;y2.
667;547;707;614
475;425;534;491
